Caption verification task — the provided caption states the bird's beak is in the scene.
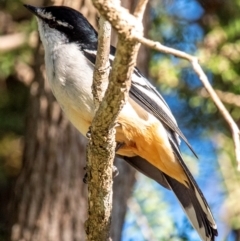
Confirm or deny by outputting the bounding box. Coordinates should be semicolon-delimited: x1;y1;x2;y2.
24;4;39;17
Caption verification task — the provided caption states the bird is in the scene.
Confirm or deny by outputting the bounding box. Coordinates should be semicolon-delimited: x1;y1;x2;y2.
24;4;218;241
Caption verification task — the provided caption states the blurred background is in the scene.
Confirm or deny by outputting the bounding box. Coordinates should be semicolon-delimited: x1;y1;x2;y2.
0;0;240;240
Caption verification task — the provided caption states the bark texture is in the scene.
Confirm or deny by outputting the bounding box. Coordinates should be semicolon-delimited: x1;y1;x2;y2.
85;9;141;238
92;17;111;107
110;1;152;239
110;3;150;239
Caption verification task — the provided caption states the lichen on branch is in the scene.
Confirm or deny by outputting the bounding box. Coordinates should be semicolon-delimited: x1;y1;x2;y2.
85;1;143;240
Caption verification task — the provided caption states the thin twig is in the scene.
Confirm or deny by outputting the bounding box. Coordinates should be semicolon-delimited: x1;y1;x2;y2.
92;16;111;108
200;88;240;108
133;34;240;169
191;58;240;170
134;34;193;60
85;14;112;241
85;0;145;239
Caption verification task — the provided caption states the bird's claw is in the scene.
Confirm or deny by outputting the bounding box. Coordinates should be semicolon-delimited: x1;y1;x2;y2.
112;165;119;177
86;130;91;139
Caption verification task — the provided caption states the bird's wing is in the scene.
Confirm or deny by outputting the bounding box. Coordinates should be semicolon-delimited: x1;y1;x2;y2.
130;68;197;157
83;48;217;240
83;48;197;157
125;70;217;240
124;155;217;241
126;70;217;240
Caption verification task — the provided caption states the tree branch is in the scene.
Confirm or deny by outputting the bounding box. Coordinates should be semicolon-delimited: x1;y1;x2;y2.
91;17;111;108
199;88;240;108
85;12;113;241
134;0;149;20
134;35;240;169
87;1;240;168
86;0;240;239
85;0;146;240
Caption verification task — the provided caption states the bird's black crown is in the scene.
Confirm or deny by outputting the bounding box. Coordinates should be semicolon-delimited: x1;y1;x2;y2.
24;5;98;49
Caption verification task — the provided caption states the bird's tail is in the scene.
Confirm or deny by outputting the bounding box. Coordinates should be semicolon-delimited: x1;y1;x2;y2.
164;173;218;241
124;156;218;241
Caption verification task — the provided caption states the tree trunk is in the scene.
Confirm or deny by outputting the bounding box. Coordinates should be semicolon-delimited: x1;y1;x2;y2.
9;1;150;241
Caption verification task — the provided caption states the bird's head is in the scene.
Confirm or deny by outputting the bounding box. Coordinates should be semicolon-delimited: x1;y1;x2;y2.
24;5;98;49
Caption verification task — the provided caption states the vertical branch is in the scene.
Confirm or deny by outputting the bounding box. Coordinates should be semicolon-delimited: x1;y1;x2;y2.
133;34;240;170
85;0;146;240
133;0;149;20
85;37;140;241
92;17;111;107
85;9;112;241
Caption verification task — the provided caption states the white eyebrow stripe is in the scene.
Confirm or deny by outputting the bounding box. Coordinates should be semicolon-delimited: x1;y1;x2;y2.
37;9;54;20
56;20;73;28
36;9;73;29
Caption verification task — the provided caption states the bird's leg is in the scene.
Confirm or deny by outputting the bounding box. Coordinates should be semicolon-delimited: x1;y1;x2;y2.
86;126;92;139
112;165;119;177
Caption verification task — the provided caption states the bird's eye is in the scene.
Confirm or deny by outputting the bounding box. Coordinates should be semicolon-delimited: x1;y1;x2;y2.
48;21;58;28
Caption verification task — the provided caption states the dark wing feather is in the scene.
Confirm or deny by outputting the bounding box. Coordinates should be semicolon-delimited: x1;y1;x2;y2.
123;155;170;189
128;70;217;239
130;75;197;158
83;45;217;240
168;137;217;239
83;47;197;157
124;155;217;241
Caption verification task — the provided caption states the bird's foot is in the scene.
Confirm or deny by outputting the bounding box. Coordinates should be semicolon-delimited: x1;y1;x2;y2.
86;126;92;139
112;165;119;178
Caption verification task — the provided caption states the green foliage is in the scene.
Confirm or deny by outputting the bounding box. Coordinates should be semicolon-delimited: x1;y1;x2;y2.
1;0;240;239
148;0;240;238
